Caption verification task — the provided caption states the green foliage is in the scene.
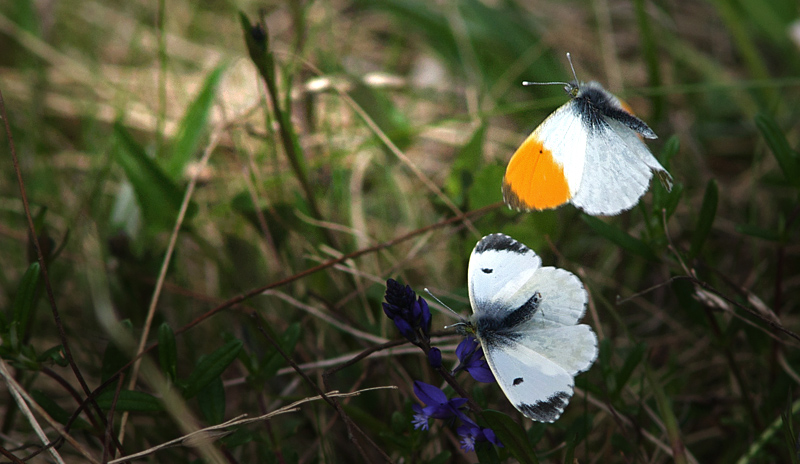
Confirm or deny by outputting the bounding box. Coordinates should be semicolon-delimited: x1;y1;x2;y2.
781;405;800;464
113;122;198;232
481;410;539;464
101;319;133;383
165;65;226;178
446;125;486;206
468;164;504;209
350;80;414;152
31;390;90;429
11;262;40;344
688;179;718;260
645;365;688;464
581;214;658;261
96;389;164;412
182;339;243;399
755;113;800;189
197;376;226;424
158;322;178;382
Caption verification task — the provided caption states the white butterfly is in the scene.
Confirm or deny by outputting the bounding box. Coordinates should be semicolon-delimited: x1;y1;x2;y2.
502;53;673;216
462;233;598;422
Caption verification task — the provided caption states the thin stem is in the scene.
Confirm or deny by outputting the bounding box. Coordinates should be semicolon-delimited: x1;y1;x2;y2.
0;87;119;458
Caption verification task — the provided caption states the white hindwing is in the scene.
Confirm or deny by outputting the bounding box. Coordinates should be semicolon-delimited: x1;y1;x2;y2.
484;325;597;422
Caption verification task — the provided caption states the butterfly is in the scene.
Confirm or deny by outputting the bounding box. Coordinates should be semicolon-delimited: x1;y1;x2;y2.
502;55;673;216
460;233;598;422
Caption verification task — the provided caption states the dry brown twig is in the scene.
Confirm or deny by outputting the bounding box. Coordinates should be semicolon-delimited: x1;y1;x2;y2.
107;387;396;463
0;356;97;464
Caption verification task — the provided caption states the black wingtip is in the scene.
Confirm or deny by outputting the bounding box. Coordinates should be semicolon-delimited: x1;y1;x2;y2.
516;391;572;423
475;234;529;255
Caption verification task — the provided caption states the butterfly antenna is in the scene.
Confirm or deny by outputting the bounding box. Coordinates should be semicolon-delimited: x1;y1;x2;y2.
424;288;462;320
443;321;469;332
566;52;579;84
522;80;569;87
522;53;581;96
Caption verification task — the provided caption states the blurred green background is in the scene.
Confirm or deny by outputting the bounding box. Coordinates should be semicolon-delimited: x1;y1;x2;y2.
1;0;799;462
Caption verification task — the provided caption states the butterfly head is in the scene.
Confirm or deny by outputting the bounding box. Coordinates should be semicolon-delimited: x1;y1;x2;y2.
445;319;476;337
565;81;581;98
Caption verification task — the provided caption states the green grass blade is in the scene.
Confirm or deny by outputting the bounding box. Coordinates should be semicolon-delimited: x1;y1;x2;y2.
361;0;551;89
781;408;800;464
113;122;197;231
468;164;504;210
183;339;243;399
350;81;413;152
11;262;40;343
581;215;657;261
480;409;539;464
165;65;226;178
36;344;67;367
645;364;689;464
158;322;178;382
652;136;680;215
101;319;133;383
755;113;800;189
663;183;684;221
738;397;800;463
262;323;301;378
613;343;647;398
689;179;718;260
563;415;592;464
659;135;680;168
474;441;501;463
709;0;774;104
198;376;226;424
735;223;781;242
96;390;164;413
734;0;792;47
632;0;663;120
445;125;486;205
31;390;84;426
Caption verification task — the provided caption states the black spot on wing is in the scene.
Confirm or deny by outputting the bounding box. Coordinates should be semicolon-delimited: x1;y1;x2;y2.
474;234;529;255
481;268;493;274
517;391;572;422
513;377;523;386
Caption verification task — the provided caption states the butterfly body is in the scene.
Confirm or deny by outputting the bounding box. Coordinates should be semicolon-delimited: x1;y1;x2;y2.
466;233;598;422
503;81;672;216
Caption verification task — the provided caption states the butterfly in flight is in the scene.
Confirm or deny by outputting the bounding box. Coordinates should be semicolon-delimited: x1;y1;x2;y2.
503;54;673;216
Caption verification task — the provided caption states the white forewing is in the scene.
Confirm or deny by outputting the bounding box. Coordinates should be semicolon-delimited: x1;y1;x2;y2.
532;104;587;194
467;235;541;314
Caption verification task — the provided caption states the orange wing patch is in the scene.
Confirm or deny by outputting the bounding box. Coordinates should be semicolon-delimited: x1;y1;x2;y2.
502;133;571;211
619;100;635;115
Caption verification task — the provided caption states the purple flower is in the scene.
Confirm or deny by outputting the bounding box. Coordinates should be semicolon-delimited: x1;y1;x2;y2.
454;337;495;383
383;279;432;345
411;381;469;430
456;424;503;452
411;380;503;453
